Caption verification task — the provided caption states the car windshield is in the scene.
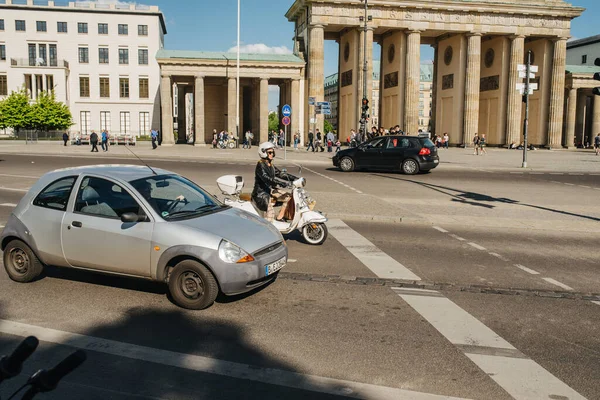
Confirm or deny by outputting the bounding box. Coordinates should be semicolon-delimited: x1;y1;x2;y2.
130;175;226;221
419;138;435;147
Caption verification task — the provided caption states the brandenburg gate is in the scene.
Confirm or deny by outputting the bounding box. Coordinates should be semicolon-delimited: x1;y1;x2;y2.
286;0;583;147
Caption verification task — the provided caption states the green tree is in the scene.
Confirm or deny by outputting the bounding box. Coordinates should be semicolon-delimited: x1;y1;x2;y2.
324;120;335;135
30;91;73;132
0;89;33;133
268;111;279;132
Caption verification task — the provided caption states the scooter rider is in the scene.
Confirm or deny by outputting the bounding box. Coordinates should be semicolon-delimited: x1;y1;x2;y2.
252;142;292;222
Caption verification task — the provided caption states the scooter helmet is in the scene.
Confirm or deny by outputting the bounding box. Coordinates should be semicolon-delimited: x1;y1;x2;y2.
258;142;276;159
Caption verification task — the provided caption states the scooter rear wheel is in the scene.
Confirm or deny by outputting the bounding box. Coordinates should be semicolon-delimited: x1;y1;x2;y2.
302;223;328;245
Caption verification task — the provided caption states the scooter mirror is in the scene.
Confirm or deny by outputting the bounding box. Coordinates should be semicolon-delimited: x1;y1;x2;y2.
282;168;287;174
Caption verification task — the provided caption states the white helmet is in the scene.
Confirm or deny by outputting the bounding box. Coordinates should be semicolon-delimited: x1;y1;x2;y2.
258;141;276;159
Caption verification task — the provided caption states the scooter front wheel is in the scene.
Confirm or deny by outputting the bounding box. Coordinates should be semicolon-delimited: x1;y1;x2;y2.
301;223;328;245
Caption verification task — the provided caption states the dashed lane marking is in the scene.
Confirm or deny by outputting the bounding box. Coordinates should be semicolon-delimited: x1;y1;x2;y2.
542;278;574;291
579;186;591;189
468;242;487;251
592;301;600;306
515;264;540;275
432;226;449;233
549;173;564;175
0;187;28;193
0;173;40;179
449;234;466;241
303;167;363;194
0;203;17;207
0;320;458;400
489;252;510;262
564;183;575;186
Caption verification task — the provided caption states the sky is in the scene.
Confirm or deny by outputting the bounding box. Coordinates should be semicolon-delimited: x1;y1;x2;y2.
99;0;600;109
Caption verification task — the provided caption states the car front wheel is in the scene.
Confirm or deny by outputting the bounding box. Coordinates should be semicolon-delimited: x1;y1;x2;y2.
339;157;355;172
3;239;44;283
401;159;420;175
168;260;218;310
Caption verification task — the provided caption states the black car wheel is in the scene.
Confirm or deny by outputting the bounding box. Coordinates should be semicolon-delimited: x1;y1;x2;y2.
339;157;355;172
168;260;218;310
401;159;420;175
3;239;44;283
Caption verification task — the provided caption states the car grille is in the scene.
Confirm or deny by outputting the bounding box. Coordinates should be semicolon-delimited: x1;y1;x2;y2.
254;241;283;257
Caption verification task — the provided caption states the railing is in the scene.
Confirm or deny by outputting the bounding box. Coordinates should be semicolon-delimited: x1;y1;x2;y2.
10;58;69;68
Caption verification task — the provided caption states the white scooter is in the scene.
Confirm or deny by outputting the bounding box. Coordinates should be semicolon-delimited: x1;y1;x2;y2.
216;169;328;245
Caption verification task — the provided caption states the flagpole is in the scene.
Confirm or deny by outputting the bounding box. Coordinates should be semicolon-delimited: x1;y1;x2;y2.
236;0;240;145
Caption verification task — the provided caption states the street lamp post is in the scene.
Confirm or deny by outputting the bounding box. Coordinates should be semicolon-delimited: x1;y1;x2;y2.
236;0;240;146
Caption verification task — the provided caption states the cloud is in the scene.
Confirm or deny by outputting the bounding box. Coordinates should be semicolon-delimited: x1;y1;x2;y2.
227;43;292;55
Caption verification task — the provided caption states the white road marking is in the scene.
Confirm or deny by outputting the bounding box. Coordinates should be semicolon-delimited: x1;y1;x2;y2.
468;242;487;251
303;167;363;195
550;181;562;184
326;219;420;280
395;289;587;400
592;301;600;306
288;259;298;263
432;226;449;233
0;187;28;193
0;203;17;207
515;264;540;275
0;173;40;179
542;278;574;291
449;234;466;241
530;172;544;175
549;173;564;175
0;320;463;400
579;185;591;189
568;173;584;176
0;225;4;229
564;183;575;186
509;172;523;174
488;252;510;262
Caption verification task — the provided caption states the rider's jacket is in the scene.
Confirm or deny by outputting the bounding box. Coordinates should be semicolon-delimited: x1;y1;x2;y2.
251;159;284;212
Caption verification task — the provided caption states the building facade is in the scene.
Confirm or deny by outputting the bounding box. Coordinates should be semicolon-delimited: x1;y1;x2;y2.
0;0;166;137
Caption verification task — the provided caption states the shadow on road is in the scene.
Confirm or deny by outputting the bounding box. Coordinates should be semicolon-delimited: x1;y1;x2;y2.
373;174;600;222
0;303;361;399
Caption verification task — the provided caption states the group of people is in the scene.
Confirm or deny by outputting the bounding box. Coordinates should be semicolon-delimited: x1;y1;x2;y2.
306;129;340;153
472;133;488;155
432;133;450;149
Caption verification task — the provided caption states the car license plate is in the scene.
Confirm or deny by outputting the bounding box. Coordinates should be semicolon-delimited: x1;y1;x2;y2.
434;159;439;163
265;256;286;276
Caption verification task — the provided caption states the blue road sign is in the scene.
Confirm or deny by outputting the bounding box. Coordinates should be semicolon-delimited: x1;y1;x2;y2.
282;104;292;117
317;102;330;107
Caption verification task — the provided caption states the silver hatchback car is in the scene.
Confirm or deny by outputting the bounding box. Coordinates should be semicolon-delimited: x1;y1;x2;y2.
1;165;287;309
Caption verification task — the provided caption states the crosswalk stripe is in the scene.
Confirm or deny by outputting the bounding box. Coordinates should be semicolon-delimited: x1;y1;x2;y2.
326;219;421;281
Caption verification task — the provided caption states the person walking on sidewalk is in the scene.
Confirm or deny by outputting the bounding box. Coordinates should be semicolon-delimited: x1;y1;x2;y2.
151;129;158;150
307;131;315;152
62;132;69;147
443;133;449;149
90;131;99;152
472;133;480;155
101;130;109;152
595;133;600;155
479;133;488;155
315;129;325;152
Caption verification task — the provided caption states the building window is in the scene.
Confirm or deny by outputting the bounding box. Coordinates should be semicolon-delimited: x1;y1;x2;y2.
582;55;587;64
98;23;108;34
120;112;130;134
28;44;36;66
100;111;111;132
139;78;149;98
119;48;129;65
138;49;148;65
138;24;148;36
0;45;5;61
99;77;110;98
78;47;89;64
36;21;47;32
16;20;26;31
57;22;67;33
38;44;47;66
78;22;88;34
80;111;91;134
0;75;7;96
79;77;90;98
0;19;4;31
118;24;128;35
119;78;129;98
139;112;150;135
99;48;109;64
49;44;57;67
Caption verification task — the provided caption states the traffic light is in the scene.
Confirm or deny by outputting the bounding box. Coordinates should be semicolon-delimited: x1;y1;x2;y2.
593;72;600;96
361;97;369;121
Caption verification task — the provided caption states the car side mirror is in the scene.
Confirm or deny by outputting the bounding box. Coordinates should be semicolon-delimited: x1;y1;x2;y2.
121;212;139;223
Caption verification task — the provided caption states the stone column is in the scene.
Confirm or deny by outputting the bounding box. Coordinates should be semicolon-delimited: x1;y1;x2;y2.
309;24;325;135
291;79;301;146
575;91;587;147
227;77;236;135
565;87;577;149
463;33;482;145
160;74;174;145
548;38;568;148
194;75;205;145
506;35;525;147
404;30;421;134
592;95;600;138
260;78;269;143
357;27;374;131
431;43;438;135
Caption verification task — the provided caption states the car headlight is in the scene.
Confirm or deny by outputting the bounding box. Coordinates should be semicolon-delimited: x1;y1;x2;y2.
218;240;255;264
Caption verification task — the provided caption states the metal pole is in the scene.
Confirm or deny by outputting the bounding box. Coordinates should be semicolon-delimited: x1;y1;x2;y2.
360;0;368;143
522;50;531;168
236;0;240;145
285;124;287;160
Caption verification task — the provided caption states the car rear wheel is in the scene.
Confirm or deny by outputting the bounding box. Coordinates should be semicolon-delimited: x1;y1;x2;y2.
168;260;218;310
339;157;355;172
3;239;44;283
401;159;420;175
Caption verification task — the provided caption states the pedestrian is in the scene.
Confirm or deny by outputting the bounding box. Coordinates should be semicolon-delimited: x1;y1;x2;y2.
316;129;325;152
293;133;299;151
248;130;253;149
326;130;335;153
157;129;162;146
151;129;158;149
307;131;315;152
350;129;357;147
473;133;480;155
479;133;488;155
595;133;600;156
75;132;81;146
90;130;99;152
62;132;69;147
436;135;442;148
101;130;108;152
443;133;449;149
335;139;341;153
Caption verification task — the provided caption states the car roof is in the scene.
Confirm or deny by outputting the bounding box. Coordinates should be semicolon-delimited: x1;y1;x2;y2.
384;135;424;139
46;164;174;182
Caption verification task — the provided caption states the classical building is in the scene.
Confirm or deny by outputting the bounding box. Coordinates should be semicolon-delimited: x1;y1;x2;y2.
286;0;584;147
0;0;165;137
156;50;305;145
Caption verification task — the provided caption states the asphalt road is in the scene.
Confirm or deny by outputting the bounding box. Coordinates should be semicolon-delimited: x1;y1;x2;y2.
0;154;598;400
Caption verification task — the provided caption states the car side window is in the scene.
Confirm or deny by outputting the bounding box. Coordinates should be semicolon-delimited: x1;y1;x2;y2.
387;138;412;149
369;138;387;149
74;177;146;219
33;176;77;211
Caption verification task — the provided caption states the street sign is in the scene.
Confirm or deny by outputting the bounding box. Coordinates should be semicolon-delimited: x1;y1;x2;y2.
516;83;538;91
282;116;291;126
310;117;316;124
518;88;534;95
517;64;538;73
315;104;322;114
308;97;316;106
317;101;330;107
282;104;291;117
518;71;536;79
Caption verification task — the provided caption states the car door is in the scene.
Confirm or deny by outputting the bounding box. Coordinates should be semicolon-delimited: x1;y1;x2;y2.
61;176;153;277
355;137;388;169
383;137;412;169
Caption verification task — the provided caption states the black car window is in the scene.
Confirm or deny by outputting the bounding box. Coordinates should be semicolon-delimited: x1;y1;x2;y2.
419;138;435;148
33;176;77;211
368;137;387;149
75;176;146;220
387;138;413;149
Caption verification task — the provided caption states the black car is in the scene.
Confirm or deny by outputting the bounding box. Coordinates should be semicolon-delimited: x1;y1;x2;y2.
332;135;439;174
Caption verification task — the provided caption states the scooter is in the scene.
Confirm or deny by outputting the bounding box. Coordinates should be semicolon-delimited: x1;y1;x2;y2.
217;168;328;245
